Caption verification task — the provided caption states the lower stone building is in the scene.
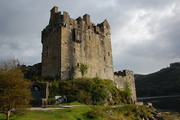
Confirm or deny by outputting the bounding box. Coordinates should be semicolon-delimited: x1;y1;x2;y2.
114;70;137;102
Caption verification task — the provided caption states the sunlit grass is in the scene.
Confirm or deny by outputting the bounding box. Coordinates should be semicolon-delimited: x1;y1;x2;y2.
0;104;157;120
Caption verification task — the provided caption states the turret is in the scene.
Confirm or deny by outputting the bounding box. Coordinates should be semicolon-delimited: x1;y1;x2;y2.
62;11;70;25
83;14;91;26
49;6;58;25
97;19;110;34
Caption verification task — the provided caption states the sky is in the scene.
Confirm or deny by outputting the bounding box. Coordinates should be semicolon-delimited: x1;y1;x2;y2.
0;0;180;74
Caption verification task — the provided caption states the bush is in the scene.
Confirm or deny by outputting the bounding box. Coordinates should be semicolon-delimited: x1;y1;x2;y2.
77;90;92;104
91;87;109;105
48;78;130;105
57;78;109;105
87;107;105;119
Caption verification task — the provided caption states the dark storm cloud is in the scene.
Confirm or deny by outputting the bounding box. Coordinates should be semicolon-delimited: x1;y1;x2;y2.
0;0;47;64
0;0;180;74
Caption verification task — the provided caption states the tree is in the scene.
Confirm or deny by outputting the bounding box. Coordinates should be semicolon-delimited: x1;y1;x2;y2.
123;81;132;104
0;59;31;120
78;63;88;77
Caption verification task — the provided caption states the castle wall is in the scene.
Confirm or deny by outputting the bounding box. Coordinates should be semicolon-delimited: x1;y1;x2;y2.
41;6;114;80
114;70;137;102
41;26;61;77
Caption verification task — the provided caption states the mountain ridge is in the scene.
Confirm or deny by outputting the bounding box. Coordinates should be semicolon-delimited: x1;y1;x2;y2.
135;62;180;97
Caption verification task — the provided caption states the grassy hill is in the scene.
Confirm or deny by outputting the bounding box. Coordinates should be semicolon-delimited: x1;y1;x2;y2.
135;62;180;97
0;104;156;120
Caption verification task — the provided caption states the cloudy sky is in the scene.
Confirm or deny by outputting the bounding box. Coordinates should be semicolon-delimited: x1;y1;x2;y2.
0;0;180;74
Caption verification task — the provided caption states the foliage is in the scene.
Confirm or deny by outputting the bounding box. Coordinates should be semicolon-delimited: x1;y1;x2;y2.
48;81;59;98
0;105;156;120
87;107;108;119
109;104;155;120
122;81;132;104
135;62;180;97
49;78;131;105
21;63;42;80
78;63;88;77
0;59;31;120
57;78;109;105
161;112;180;120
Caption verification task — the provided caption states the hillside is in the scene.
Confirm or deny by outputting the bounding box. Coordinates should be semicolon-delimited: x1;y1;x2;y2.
135;62;180;97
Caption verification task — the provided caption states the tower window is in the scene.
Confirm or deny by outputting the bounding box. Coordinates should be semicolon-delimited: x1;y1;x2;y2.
77;63;79;67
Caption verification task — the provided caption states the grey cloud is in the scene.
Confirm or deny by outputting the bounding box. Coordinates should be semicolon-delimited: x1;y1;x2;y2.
0;0;180;74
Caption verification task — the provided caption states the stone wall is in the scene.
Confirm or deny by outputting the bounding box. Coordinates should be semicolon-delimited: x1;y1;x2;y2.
21;63;42;79
30;82;49;107
114;70;137;102
41;6;114;80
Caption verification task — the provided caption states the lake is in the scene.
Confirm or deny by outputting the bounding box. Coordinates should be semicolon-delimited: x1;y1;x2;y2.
137;95;180;112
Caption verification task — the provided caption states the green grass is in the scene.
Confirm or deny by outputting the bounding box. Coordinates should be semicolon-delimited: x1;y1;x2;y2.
0;106;91;120
0;105;156;120
65;101;84;105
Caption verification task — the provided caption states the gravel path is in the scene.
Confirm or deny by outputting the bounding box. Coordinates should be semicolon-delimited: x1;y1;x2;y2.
29;105;83;111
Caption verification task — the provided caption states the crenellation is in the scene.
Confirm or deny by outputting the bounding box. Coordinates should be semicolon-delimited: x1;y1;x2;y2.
55;12;62;25
83;14;91;26
62;11;70;24
49;6;59;26
51;6;58;14
50;9;110;36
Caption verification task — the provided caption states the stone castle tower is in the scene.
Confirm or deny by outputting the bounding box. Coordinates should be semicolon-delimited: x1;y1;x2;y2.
41;6;114;80
41;6;137;102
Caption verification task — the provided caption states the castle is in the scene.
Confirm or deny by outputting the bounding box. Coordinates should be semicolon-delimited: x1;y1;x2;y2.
41;6;136;101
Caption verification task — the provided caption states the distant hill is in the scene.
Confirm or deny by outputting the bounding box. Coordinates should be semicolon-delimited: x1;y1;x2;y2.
135;62;180;97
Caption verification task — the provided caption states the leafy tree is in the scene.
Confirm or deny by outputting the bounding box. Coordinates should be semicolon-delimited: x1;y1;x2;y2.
78;63;88;77
0;59;31;120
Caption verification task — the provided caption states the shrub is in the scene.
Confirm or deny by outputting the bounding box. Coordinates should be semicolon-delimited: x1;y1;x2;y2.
49;78;129;105
78;63;88;77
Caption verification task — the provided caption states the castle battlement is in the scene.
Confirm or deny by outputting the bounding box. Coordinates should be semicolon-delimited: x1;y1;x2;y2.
114;70;134;77
45;6;110;37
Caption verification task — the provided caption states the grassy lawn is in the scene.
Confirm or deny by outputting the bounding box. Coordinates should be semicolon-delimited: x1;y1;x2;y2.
0;106;91;120
0;104;156;120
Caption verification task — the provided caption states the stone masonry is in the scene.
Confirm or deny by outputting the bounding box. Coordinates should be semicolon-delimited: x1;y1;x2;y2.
41;6;136;102
42;6;114;80
114;70;137;102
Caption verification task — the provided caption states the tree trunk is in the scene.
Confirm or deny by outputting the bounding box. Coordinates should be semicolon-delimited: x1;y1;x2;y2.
6;110;11;120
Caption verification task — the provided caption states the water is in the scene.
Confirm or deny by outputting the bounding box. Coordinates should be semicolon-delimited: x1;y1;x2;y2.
137;95;180;112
